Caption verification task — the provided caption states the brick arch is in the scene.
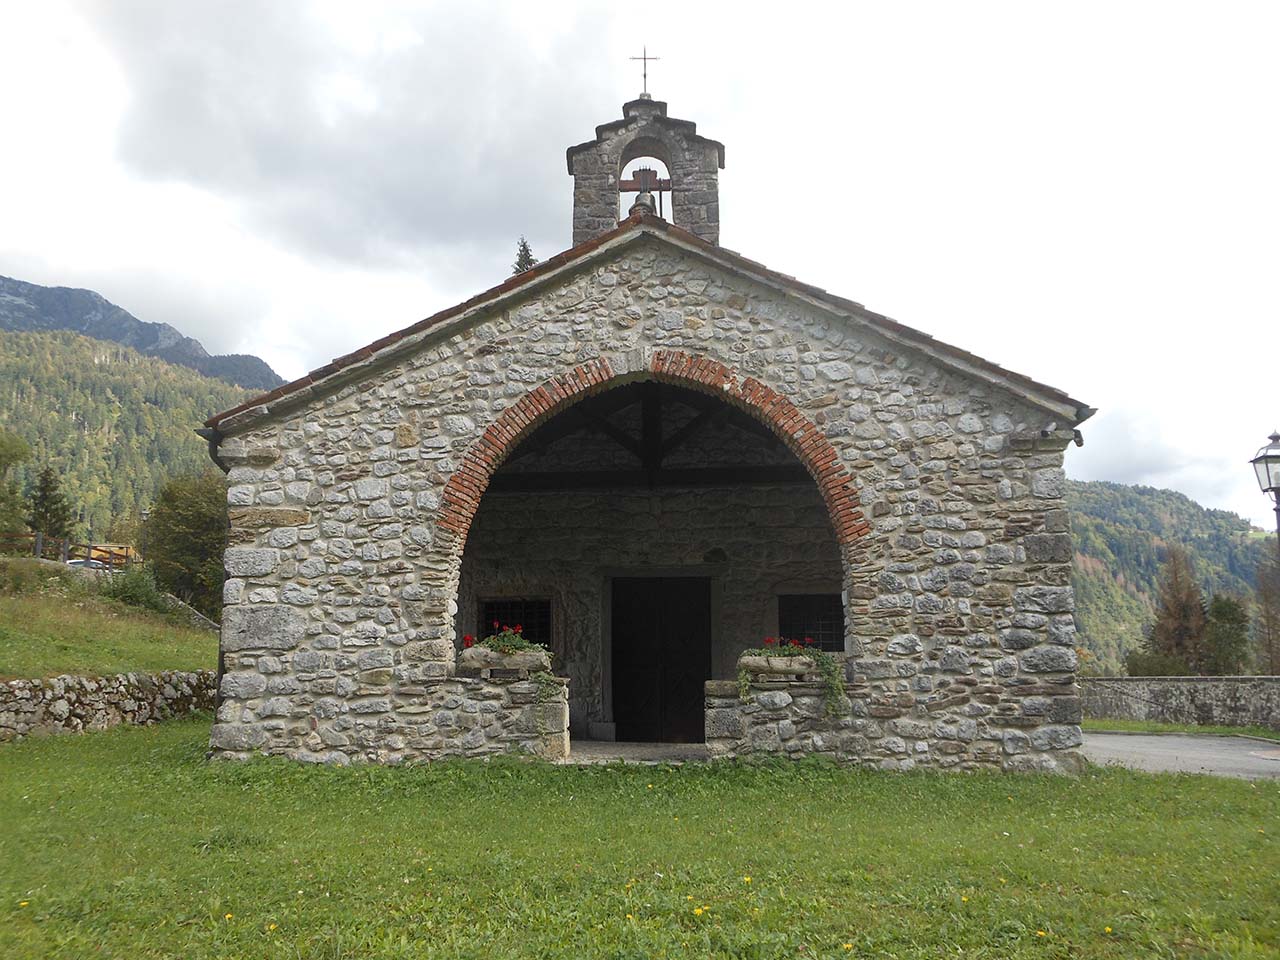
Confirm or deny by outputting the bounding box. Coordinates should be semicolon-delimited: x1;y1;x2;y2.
437;350;870;558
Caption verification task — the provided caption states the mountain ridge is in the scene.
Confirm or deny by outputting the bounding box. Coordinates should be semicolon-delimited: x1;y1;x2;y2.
0;274;284;391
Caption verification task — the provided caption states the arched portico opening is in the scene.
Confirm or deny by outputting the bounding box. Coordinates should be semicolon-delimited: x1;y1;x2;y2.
434;352;870;747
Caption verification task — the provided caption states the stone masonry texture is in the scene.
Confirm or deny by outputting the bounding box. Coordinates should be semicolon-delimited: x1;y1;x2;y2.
1082;676;1280;732
208;234;1087;771
0;670;215;742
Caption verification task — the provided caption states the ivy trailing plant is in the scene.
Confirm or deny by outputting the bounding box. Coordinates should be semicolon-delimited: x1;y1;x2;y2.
531;670;561;704
737;636;846;717
463;622;551;657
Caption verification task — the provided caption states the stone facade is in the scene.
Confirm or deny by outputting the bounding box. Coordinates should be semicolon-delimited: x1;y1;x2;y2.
1082;676;1280;732
0;669;215;742
568;98;724;245
204;222;1091;771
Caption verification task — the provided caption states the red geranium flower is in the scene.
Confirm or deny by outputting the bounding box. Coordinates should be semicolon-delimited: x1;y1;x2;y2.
764;637;775;646
463;635;474;648
515;624;523;633
493;620;500;629
804;637;814;645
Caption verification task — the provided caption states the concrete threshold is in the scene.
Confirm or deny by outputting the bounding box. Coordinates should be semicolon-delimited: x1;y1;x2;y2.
559;740;711;764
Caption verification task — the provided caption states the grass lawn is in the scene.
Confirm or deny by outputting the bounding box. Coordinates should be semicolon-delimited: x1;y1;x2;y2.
0;559;216;679
2;718;1277;959
1083;718;1280;743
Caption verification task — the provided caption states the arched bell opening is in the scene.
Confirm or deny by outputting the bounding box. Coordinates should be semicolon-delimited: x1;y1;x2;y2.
452;377;845;746
619;156;673;223
619;135;675;223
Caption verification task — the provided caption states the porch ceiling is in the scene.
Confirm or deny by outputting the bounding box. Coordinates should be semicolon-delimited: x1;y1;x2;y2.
491;380;811;492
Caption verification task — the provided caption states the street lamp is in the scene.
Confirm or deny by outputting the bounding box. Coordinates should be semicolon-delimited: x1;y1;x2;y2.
1251;431;1280;552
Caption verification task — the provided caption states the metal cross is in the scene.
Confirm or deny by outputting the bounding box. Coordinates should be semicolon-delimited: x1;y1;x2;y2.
630;46;659;95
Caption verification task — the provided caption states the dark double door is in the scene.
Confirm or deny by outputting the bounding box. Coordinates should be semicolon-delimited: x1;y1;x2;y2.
611;577;711;743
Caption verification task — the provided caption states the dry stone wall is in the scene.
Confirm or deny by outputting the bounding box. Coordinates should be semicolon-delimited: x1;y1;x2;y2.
211;671;568;762
210;236;1084;771
708;672;1083;772
0;670;215;742
1082;676;1280;732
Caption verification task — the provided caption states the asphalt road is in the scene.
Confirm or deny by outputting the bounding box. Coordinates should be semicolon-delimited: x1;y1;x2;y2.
1082;732;1280;780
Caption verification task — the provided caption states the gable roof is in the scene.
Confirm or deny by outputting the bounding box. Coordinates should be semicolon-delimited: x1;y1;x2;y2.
204;213;1094;433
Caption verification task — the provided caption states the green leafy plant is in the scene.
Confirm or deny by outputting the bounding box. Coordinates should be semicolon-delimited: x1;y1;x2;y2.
464;622;551;658
99;563;172;615
737;636;846;716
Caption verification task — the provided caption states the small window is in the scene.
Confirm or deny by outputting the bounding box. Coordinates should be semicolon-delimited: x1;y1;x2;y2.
479;598;552;648
778;594;844;652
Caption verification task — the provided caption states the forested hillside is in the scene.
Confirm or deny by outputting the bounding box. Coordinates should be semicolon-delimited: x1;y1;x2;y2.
0;330;249;536
1068;479;1270;674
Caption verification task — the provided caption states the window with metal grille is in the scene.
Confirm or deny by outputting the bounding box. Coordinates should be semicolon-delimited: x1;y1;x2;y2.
478;598;552;648
778;594;844;652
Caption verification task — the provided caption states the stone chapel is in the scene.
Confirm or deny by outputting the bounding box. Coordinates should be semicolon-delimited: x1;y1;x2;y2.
202;94;1095;771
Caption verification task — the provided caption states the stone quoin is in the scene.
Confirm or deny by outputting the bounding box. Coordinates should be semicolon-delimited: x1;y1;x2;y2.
201;95;1094;771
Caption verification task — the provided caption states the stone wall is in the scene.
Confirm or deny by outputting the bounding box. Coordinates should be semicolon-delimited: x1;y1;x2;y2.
706;678;859;761
708;667;1084;773
1082;676;1280;732
208;235;1086;769
0;670;215;742
459;483;842;736
212;670;568;763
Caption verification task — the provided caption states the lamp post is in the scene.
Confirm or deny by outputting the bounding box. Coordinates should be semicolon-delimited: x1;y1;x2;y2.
1251;431;1280;554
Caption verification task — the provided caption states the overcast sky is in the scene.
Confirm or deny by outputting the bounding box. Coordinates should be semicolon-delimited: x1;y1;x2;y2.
2;1;1278;526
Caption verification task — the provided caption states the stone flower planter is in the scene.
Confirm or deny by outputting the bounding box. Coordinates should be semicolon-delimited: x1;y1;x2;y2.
737;654;816;677
459;645;552;673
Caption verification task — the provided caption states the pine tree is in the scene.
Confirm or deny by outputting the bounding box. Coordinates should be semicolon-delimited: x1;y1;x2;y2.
26;465;75;540
1146;544;1206;672
1255;549;1280;674
1202;594;1251;675
512;236;538;275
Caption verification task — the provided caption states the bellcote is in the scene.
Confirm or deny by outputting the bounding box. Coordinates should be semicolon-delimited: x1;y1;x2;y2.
566;97;725;246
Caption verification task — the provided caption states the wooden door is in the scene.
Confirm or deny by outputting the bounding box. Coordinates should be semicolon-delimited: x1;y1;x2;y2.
611;577;711;742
